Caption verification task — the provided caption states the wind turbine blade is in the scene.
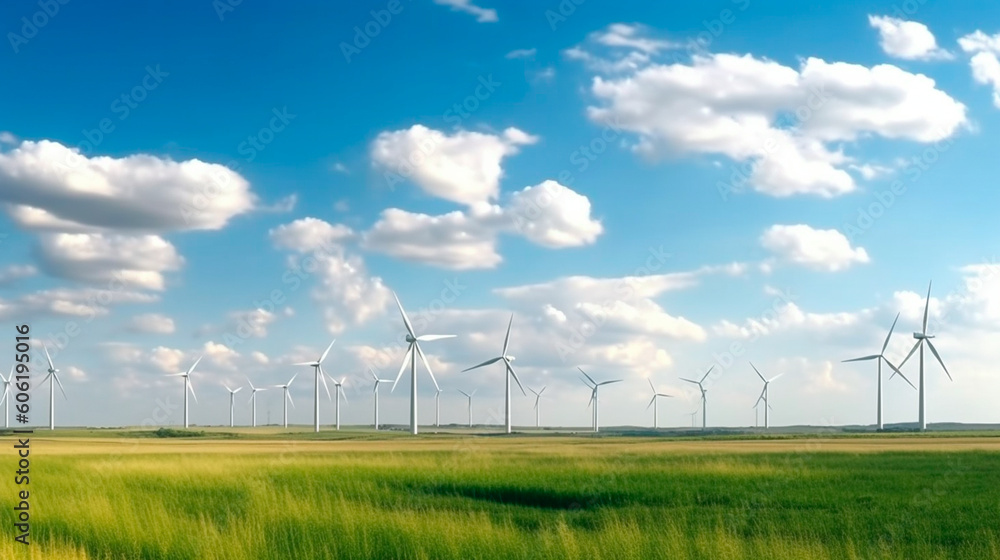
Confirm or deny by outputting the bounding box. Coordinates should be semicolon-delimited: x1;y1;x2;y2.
647;378;656;393
0;384;8;405
233;387;242;393
528;386;539;397
883;357;916;390
287;372;298;387
414;342;440;392
599;379;623;386
507;362;526;396
458;390;470;398
679;377;699;385
319;339;337;364
768;373;784;383
287;390;295;409
922;281;932;334
579;375;595;388
187;355;203;375
470;389;477;397
245;377;256;391
750;362;765;383
319;366;332;400
391;346;413;392
53;373;67;400
577;367;597;386
882;312;900;354
224;385;232;393
462;357;502;372
292;361;317;366
700;365;715;383
646;395;656;410
897;340;921;370
392;291;416;337
501;313;513;357
539;386;546;396
842;355;880;363
417;334;456;342
42;344;55;370
165;372;186;377
369;368;379;382
925;339;952;381
187;380;197;403
340;379;349;405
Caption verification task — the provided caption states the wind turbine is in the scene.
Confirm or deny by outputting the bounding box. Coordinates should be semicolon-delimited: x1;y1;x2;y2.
528;386;546;428
370;368;392;430
458;389;476;428
390;291;455;435
462;314;525;434
40;345;67;430
686;409;699;428
273;373;297;429
646;378;672;429
842;312;915;430
749;363;783;430
434;388;443;428
246;377;267;427
165;355;201;429
898;281;952;431
579;368;621;433
679;366;714;430
1;366;12;429
292;339;335;433
325;373;348;430
223;385;242;428
752;396;772;429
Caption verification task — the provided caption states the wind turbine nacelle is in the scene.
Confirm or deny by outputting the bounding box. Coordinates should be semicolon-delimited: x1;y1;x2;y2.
913;333;934;340
505;356;515;362
405;335;416;343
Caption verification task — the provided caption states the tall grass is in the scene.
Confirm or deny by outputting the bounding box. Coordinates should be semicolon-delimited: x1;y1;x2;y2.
1;437;998;559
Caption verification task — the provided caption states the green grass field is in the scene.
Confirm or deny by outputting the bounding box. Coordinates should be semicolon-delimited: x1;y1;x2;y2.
2;432;1000;559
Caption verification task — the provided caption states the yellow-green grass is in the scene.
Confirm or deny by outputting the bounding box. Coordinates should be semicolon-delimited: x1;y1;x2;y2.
2;435;1000;559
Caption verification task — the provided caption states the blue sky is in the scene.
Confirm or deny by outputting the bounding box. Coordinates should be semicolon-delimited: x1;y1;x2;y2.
2;0;1000;429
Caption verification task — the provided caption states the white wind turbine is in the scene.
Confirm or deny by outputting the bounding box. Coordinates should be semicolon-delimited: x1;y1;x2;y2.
370;368;392;430
752;396;772;429
390;291;455;435
680;366;714;430
273;373;297;429
1;366;12;429
325;373;348;430
842;312;915;430
749;363;783;431
579;368;621;433
685;409;699;428
898;281;952;431
528;386;546;428
462;314;525;434
223;385;242;427
458;389;476;428
646;378;672;429
292;339;335;433
434;388;443;428
41;345;68;430
165;355;201;429
246;377;267;427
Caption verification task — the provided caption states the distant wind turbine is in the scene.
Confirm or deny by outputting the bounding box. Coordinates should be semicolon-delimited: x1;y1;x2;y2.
390;291;455;435
246;377;267;427
842;312;915;430
370;368;392;430
223;385;242;428
646;378;673;429
686;409;699;428
292;339;335;433
579;368;621;433
752;396;772;429
165;355;201;429
273;373;297;429
458;389;476;427
435;388;443;428
462;314;525;434
749;362;783;430
528;386;546;428
325;373;348;430
897;281;952;431
1;366;12;429
680;366;714;430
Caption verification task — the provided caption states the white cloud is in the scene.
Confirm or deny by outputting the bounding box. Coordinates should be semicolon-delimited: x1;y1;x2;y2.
868;15;953;60
370;125;538;206
251;351;269;364
127;313;175;334
0;140;255;232
226;308;277;339
761;224;870;272
713;302;868;340
593;23;679;54
0;264;37;285
37;233;184;290
0;131;17;145
0;287;158;321
583;52;967;197
506;48;536;59
959;31;1000;108
269;217;354;252
433;0;497;22
362;181;603;269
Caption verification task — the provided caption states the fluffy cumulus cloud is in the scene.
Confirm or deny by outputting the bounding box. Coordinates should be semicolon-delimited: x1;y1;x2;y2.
269;218;391;334
0;287;158;321
0;264;36;285
127;313;176;334
868;15;952;60
959;30;1000;108
36;233;184;290
362;180;603;269
573;25;967;197
432;0;497;23
760;224;870;272
370;125;538;206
